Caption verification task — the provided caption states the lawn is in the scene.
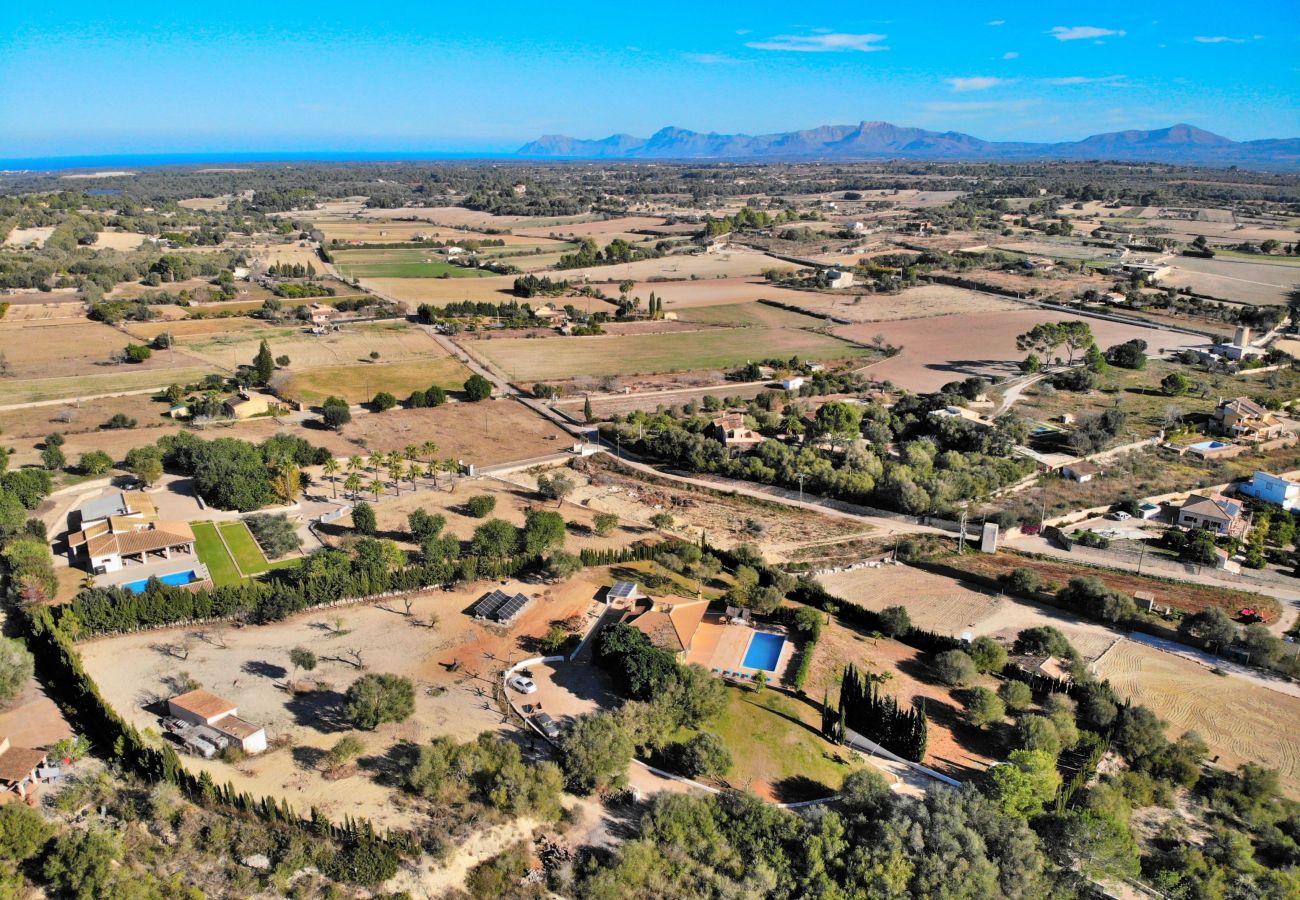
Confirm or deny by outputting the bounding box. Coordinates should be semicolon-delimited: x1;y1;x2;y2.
217;521;271;575
278;358;472;404
331;248;495;279
190;521;241;587
676;685;861;802
472;327;871;381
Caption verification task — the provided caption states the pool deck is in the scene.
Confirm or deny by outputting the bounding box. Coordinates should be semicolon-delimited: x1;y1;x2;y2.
685;615;798;683
94;554;211;592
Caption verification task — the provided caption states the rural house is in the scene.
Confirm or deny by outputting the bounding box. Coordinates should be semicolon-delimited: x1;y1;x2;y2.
624;595;710;657
1176;493;1247;537
223;392;274;420
66;492;197;574
1212;396;1287;442
1238;470;1300;511
1061;461;1102;483
0;737;48;805
1007;654;1072;683
821;269;855;289
167;689;267;755
710;412;765;451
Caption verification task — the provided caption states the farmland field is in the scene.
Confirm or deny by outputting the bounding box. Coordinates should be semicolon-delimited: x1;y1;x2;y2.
0;366;214;406
838;309;1196;392
177;322;446;370
585;276;807;310
360;274;518;304
468;326;870;381
1161;256;1300;306
674;301;831;329
277;358;471;404
1097;640;1300;797
769;283;1021;323
335;400;572;465
332;247;496;279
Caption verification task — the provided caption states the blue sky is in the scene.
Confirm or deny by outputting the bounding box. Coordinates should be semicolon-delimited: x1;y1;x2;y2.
2;1;1296;158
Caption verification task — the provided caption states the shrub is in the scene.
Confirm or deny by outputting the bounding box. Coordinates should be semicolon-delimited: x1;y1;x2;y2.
101;413;138;429
878;605;912;637
671;732;732;778
345;673;415;730
933;649;978;686
998;680;1033;712
123;343;152;363
463;374;493;401
964;687;1006;729
593;512;619;535
351;502;376;535
371;391;397;411
244;513;302;559
322;395;352;429
78;450;113;475
1001;567;1040;595
969;636;1008;674
465;494;496;518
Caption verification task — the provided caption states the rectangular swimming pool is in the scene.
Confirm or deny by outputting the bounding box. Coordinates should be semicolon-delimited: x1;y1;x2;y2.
121;570;200;594
742;632;786;671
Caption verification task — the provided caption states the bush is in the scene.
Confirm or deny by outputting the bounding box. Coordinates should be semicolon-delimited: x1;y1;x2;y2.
593;512;619;535
964;687;1006;729
998;680;1033;712
244;513;302;559
878;605;912;637
671;732;732;778
351;502;376;535
0;802;53;862
123;343;152;363
322;395;352;429
101;413;137;429
463;374;493;401
78;450;113;475
371;391;397;412
0;637;35;708
969;636;1008;673
559;713;633;793
345;673;415;729
933;649;978;686
465;494;496;518
1001;567;1041;595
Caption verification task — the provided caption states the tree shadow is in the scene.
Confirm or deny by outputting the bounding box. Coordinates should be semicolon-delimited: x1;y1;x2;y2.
284;689;350;733
770;774;836;804
242;660;287;680
358;740;420;789
291;745;327;772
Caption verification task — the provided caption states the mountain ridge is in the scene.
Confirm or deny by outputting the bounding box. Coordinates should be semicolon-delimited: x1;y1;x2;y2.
517;121;1300;168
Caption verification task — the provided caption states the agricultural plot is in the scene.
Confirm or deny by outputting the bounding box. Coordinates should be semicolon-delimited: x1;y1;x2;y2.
1096;640;1300;797
178;322;445;371
0;301;85;322
469;326;870;382
511;215;667;238
360;274;518;305
359;206;599;230
993;240;1120;261
2;225;55;247
674;301;830;329
838;309;1193;393
1161;256;1299;306
277;358;471;405
0;321;206;380
331;247;496;279
92;231;146;251
584;276;806;311
771;284;1021;324
556;247;776;284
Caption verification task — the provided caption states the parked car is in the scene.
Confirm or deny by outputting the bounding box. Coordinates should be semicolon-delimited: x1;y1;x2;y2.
508;674;538;694
533;712;561;739
1107;511;1132;521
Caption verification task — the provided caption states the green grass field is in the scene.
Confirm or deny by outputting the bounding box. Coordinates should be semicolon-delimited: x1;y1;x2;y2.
217;521;270;575
190;521;241;587
332;248;495;279
676;686;860;801
473;327;870;381
1213;249;1300;266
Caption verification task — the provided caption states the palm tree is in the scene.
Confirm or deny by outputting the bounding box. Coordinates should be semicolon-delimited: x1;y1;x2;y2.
323;458;340;499
424;461;438;487
348;455;363;474
406;463;419;493
388;463;403;496
369;478;384;501
404;444;419;462
420;440;439;459
344;473;362;499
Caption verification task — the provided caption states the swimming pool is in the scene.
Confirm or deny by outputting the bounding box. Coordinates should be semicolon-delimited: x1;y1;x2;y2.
742;632;786;671
1190;440;1229;450
121;570;200;594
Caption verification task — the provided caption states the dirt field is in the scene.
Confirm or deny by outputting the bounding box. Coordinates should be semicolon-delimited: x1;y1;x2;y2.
358;206;599;230
93;231;146;251
1096;639;1300;797
1161;256;1298;306
0;320;207;379
278;358;471;405
954;552;1280;622
177;197;231;211
468;326;868;382
0;300;85;322
817;564;1120;661
583;276;806;311
176;321;446;371
799;613;1000;779
771;284;1022;324
335;399;572;465
557;247;775;284
3;226;55;247
553;381;776;418
511;216;666;238
78;567;612;828
563;460;871;560
361;274;518;305
841;309;1195;392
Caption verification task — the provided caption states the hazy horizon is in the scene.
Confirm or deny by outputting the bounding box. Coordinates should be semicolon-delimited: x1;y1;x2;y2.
3;1;1297;159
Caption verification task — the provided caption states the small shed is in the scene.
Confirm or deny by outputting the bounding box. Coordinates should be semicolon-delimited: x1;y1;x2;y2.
1061;461;1102;483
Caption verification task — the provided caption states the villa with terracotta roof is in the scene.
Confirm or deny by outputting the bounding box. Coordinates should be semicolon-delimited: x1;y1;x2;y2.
167;689;267;754
66;491;195;574
0;737;48;805
710;412;765;452
1212;397;1287;442
625;595;710;657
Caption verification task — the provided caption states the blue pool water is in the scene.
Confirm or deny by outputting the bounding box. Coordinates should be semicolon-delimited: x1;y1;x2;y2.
1190;440;1228;450
121;570;199;594
742;632;786;671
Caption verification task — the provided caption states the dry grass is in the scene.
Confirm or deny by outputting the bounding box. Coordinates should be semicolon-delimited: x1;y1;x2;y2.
278;358;471;405
1097;640;1300;797
583;277;805;311
177;322;446;370
774;284;1022;324
92;231;146;251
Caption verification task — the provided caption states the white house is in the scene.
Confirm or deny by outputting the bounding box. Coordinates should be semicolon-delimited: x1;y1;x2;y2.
822;269;855;289
66;492;197;575
1238;470;1300;511
168;689;267;754
780;376;805;391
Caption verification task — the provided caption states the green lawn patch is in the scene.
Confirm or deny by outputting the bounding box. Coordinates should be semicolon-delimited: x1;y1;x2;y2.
217;521;271;575
189;521;241;587
332;248;495;279
675;685;859;802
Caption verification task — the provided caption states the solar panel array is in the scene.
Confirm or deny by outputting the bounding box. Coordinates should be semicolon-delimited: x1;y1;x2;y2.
608;581;639;600
470;589;531;624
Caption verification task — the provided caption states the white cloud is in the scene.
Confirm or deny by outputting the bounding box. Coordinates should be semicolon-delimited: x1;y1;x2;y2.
1003;51;1019;59
1194;35;1246;43
1045;74;1127;85
744;32;889;53
735;29;751;36
684;53;740;65
988;20;1006;26
947;76;1012;92
1048;25;1126;41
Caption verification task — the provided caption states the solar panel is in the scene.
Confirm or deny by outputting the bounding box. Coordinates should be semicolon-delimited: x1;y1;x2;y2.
470;589;510;619
493;593;530;623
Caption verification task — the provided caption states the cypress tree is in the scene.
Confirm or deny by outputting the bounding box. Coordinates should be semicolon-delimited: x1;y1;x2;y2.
253;340;275;385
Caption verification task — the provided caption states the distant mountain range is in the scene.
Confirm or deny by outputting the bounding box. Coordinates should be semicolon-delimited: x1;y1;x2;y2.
517;122;1300;169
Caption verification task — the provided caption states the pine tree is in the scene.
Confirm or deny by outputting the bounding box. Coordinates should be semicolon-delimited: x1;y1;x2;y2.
583;396;594;423
253;340;275;385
